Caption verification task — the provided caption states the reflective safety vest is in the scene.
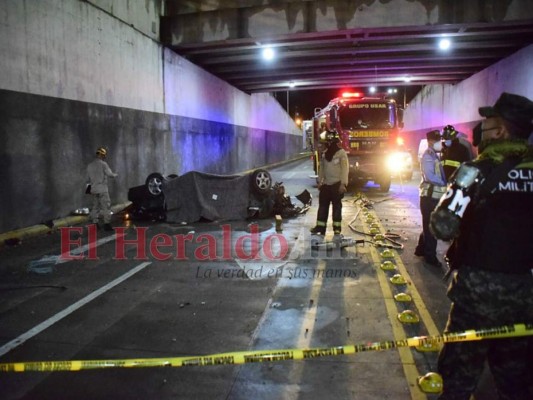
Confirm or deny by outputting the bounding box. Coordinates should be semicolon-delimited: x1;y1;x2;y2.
441;140;472;181
442;159;461;168
419;182;447;199
419;158;446;199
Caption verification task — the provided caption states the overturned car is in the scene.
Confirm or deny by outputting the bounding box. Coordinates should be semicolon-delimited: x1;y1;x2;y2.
127;169;311;223
127;169;275;223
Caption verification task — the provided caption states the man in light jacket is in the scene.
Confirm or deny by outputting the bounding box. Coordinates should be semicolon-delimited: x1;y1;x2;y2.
415;130;446;267
310;130;349;235
87;147;118;231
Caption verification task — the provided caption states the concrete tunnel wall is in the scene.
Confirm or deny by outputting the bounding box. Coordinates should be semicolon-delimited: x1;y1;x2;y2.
0;0;302;233
1;0;532;233
402;44;533;154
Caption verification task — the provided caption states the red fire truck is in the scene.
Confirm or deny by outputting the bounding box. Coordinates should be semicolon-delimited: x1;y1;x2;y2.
312;91;412;192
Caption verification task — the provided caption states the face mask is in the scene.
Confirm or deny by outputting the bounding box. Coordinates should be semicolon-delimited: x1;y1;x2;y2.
444;140;452;147
433;142;443;152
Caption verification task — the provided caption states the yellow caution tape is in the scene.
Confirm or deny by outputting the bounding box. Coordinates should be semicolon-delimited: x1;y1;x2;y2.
1;324;531;373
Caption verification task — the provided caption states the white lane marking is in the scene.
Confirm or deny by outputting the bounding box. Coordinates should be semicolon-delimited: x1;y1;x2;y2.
0;261;152;357
28;234;118;269
59;233;117;262
282;172;295;179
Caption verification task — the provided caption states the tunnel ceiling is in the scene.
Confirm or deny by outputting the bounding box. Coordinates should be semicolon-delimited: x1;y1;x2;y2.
162;2;533;94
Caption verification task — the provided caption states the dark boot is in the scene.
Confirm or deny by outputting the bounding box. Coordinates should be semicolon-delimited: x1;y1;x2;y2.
424;256;442;268
310;226;326;235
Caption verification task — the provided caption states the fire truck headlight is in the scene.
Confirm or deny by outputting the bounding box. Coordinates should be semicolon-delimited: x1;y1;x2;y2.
387;152;409;171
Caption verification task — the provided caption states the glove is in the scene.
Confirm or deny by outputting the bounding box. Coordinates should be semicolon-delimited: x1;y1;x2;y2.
430;208;461;241
429;164;481;240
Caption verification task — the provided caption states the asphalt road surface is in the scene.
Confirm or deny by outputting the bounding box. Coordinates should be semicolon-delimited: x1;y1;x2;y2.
0;158;500;400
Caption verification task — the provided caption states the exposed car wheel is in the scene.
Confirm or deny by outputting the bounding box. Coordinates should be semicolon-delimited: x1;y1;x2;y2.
145;172;165;197
379;175;391;193
251;169;272;196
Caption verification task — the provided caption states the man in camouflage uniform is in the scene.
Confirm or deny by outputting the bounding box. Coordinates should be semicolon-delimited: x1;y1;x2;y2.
430;93;533;400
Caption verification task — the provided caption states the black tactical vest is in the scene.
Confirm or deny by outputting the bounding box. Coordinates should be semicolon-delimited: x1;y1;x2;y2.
455;158;533;273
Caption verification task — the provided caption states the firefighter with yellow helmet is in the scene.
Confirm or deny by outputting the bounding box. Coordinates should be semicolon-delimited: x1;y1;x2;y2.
310;130;349;235
87;147;118;231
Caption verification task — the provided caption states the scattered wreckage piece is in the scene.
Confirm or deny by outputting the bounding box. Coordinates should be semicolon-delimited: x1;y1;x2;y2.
271;182;312;219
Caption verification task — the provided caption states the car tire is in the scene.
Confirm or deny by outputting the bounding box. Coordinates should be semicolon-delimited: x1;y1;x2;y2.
145;172;165;197
251;169;272;196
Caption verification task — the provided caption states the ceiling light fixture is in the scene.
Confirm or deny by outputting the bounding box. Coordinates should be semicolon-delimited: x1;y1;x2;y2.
262;47;275;61
438;38;451;51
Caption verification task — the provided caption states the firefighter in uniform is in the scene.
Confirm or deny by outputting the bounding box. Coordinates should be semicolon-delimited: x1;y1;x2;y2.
430;93;533;400
310;130;349;235
415;129;447;267
87;147;118;231
441;125;473;181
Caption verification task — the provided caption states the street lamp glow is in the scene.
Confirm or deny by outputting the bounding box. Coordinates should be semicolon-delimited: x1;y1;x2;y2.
403;76;412;83
288;81;295;88
262;47;275;61
369;86;377;93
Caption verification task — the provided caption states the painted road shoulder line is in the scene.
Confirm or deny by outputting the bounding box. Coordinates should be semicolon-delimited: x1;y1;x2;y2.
0;261;152;357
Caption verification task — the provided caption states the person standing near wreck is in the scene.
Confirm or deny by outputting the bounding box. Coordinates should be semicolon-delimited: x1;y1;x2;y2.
440;124;473;181
415;129;447;267
430;92;533;400
87;147;118;231
310;130;349;235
